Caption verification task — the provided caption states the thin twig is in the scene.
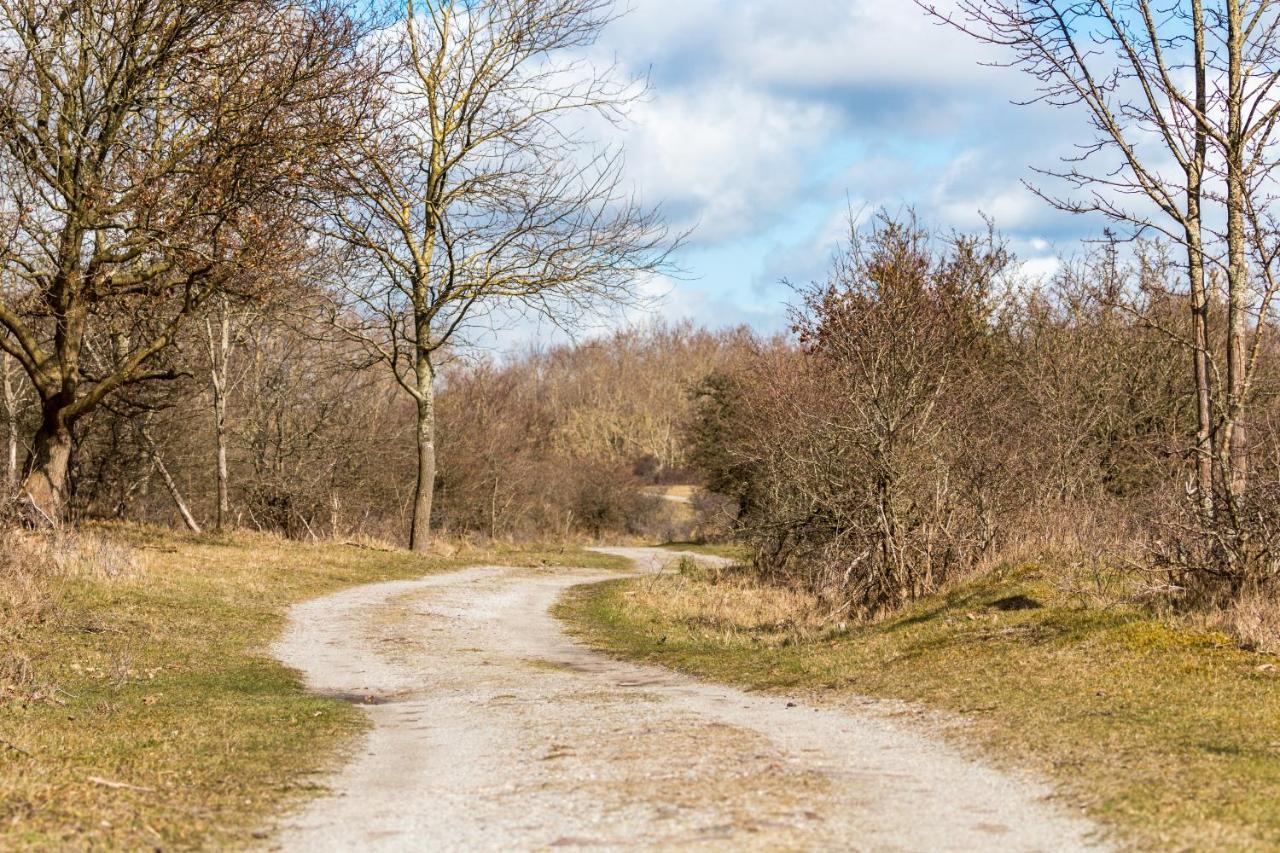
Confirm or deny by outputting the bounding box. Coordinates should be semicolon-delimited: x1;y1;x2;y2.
86;775;155;793
0;738;31;757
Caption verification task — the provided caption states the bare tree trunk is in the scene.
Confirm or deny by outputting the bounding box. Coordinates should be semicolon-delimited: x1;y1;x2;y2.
409;353;436;553
207;299;234;531
1189;0;1215;518
1188;234;1215;508
1224;0;1249;501
141;424;202;534
2;352;16;490
490;476;500;539
214;385;229;529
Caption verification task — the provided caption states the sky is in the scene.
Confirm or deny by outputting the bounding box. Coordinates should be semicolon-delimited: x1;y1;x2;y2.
573;0;1106;336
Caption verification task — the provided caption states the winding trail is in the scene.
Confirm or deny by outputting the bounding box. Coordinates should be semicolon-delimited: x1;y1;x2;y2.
269;548;1105;851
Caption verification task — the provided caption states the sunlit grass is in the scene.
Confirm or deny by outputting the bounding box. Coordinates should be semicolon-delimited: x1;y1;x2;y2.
558;561;1280;850
0;522;624;850
658;541;749;562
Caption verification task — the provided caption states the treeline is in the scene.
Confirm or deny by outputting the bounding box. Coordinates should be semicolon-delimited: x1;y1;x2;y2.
0;319;747;543
686;215;1280;625
434;323;751;539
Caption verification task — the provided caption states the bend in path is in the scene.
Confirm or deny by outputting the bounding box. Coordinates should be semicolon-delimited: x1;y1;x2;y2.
269;547;1107;851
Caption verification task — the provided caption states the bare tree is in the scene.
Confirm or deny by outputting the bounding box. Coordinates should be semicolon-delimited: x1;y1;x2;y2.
322;0;671;551
920;0;1280;567
138;416;201;534
0;0;357;520
204;295;263;531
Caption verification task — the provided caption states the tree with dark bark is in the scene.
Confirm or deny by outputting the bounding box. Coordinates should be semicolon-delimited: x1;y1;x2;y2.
0;0;357;520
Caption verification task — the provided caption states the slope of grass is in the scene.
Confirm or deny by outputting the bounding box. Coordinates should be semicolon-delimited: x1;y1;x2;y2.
0;523;625;850
557;561;1280;850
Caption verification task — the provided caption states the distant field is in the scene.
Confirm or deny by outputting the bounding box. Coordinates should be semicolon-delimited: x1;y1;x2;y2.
558;560;1280;850
0;524;624;850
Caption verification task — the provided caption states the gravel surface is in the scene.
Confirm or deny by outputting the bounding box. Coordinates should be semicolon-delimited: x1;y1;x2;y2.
268;547;1107;851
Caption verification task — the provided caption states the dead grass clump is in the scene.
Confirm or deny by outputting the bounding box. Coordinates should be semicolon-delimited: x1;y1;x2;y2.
987;501;1141;571
0;526;137;702
45;528;138;580
992;500;1280;655
630;561;835;645
965;501;1148;612
0;531;55;700
1;524;138;581
1201;589;1280;653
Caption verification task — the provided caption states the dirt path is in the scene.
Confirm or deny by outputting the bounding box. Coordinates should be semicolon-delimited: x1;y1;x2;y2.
269;548;1106;851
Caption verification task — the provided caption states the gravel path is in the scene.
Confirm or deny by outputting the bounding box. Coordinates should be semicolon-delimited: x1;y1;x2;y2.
268;547;1106;851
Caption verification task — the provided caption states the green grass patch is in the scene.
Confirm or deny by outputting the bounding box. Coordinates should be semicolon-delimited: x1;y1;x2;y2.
556;563;1280;850
1;523;624;850
659;541;749;562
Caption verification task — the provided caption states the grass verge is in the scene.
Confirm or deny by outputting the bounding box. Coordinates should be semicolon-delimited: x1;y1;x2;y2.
1;522;625;850
556;560;1280;850
658;541;749;561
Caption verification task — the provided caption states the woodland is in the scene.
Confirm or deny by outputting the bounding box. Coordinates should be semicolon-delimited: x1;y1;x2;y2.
2;0;1280;642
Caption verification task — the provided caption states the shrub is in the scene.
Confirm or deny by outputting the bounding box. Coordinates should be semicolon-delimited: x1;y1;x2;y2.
715;216;1010;614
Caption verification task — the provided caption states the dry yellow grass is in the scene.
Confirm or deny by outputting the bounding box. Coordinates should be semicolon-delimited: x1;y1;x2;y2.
1203;590;1280;654
559;559;1280;850
0;522;624;850
627;557;831;641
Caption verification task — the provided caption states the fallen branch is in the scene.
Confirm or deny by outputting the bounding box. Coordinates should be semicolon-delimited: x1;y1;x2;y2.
0;738;31;757
341;540;396;553
86;775;155;793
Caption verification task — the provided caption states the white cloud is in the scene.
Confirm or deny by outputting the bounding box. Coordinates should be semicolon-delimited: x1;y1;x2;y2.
605;0;1004;93
622;85;837;242
1018;255;1063;282
725;1;1003;92
558;0;1113;333
587;0;1065;244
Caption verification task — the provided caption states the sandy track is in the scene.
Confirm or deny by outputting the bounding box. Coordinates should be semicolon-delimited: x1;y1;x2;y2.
269;547;1105;851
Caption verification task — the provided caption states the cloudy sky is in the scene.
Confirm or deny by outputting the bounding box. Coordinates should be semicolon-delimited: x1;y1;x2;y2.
585;0;1102;334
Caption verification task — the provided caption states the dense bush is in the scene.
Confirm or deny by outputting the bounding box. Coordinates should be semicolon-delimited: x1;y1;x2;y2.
686;216;1200;615
694;218;1009;611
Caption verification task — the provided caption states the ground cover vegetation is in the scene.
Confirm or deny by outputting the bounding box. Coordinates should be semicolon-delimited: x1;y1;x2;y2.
0;523;624;848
